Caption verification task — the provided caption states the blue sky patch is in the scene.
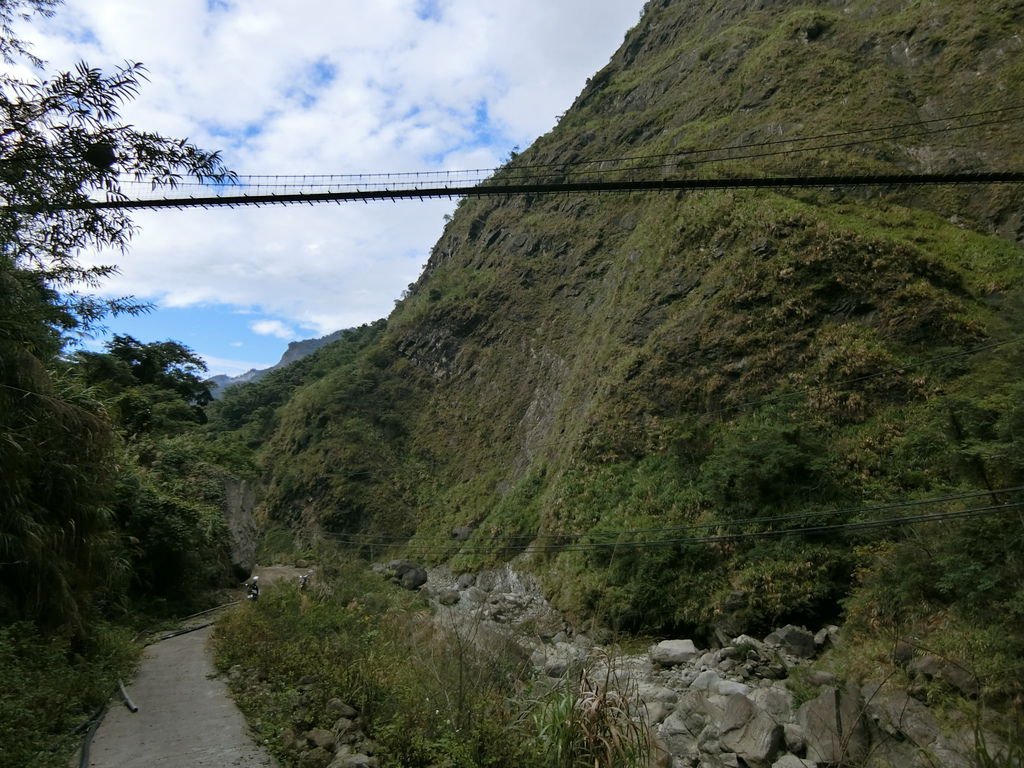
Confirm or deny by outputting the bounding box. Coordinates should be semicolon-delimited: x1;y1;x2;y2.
415;0;443;21
93;303;298;375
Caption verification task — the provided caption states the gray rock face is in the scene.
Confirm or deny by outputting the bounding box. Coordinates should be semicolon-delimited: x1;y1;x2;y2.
797;685;870;765
861;681;973;768
719;694;784;767
222;477;259;575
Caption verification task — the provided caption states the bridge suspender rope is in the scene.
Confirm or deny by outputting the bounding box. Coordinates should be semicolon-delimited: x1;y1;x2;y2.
30;171;1024;211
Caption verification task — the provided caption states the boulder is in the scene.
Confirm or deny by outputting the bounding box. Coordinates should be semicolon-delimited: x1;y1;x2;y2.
651;639;700;666
435;588;460;606
907;654;979;698
400;567;427;590
530;641;585;677
861;681;972;768
659;690;714;759
797;685;869;765
750;686;796;724
384;559;427;590
692;670;722;691
299;746;334;768
813;625;840;649
764;625;816;659
455;572;476;589
326;699;357;718
772;756;817;768
328;755;375;768
716;679;753;697
719;694;784;767
782;722;805;754
305;727;337;751
332;717;357;740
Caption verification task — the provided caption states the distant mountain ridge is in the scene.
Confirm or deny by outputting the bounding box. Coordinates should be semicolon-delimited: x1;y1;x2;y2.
209;328;349;396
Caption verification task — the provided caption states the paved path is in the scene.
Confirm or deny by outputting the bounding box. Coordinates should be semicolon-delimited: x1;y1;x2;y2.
80;622;278;765
82;624;276;767
78;566;313;767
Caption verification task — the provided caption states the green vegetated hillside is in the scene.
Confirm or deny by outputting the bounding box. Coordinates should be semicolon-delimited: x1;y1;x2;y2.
214;0;1024;688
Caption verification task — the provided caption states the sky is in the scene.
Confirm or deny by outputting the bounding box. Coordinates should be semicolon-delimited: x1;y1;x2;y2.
16;0;647;376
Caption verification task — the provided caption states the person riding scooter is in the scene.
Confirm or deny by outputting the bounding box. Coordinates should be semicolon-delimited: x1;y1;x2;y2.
245;575;260;601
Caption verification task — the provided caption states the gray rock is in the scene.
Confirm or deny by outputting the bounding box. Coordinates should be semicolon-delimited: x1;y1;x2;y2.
715;679;753;697
435;588;460;606
455;572;476;589
329;755;375;768
464;586;487;603
645;700;673;725
908;653;943;679
652;639;700;666
804;670;836;687
750;686;796;724
764;626;816;659
332;717;357;739
400;566;427;590
383;559;427;590
305;727;337;751
719;694;784;767
300;746;334;768
639;684;680;704
797;685;869;765
450;525;474;541
782;723;805;754
326;699;358;718
813;625;840;649
771;756;817;768
861;681;972;768
907;654;978;698
692;670;722;691
659;708;701;761
531;641;585;677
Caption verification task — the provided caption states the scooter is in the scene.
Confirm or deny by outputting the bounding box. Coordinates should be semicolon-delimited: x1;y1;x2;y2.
246;576;260;601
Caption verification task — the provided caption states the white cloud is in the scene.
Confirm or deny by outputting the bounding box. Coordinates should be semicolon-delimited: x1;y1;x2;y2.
250;319;296;340
17;0;647;345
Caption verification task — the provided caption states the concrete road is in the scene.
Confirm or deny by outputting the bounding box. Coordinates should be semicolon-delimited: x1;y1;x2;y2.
82;624;276;768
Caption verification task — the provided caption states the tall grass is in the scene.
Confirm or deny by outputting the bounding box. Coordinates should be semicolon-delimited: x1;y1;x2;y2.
532;651;651;768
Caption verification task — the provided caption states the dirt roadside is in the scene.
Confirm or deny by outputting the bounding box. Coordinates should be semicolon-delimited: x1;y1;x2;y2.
77;566;309;768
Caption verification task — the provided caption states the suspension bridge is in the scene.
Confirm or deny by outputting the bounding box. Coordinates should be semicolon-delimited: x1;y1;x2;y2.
28;103;1024;210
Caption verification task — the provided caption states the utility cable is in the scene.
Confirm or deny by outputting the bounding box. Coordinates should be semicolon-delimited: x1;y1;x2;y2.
316;485;1024;547
102;103;1024;190
324;500;1024;558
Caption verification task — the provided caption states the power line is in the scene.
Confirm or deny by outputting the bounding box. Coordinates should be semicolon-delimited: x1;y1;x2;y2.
319;500;1023;558
106;102;1024;189
317;485;1024;548
237;334;1022;490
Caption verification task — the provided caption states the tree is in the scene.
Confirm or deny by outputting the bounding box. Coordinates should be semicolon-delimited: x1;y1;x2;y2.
75;335;214;435
0;0;232;634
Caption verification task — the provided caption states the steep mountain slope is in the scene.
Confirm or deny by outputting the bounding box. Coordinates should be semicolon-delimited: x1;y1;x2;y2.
213;0;1024;686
